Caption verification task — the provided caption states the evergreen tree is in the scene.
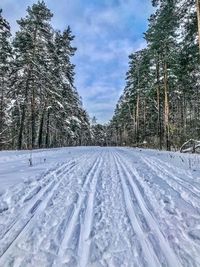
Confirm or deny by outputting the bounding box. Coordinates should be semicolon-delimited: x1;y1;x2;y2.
0;9;12;149
0;2;92;150
11;1;53;149
110;0;200;150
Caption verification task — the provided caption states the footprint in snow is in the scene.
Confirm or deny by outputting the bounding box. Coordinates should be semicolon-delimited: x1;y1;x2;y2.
188;229;200;241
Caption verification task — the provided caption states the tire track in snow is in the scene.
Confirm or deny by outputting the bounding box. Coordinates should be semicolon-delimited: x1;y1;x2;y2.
153;157;195;180
0;151;93;241
119;153;200;266
0;160;77;263
150;157;200;195
136;155;200;267
114;152;181;267
129;155;199;216
107;151;147;267
77;156;103;267
143;157;200;209
113;155;160;267
0;161;73;238
53;155;103;266
2;153;102;267
2;148;199;266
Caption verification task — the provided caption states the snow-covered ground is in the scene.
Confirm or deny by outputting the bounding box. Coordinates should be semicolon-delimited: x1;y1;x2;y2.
0;147;200;267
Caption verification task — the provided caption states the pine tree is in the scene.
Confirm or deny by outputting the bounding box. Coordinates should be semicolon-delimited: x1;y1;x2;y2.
111;0;200;150
12;1;53;149
0;2;92;150
0;9;12;149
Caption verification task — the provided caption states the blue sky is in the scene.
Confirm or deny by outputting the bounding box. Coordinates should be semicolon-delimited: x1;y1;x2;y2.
1;0;152;123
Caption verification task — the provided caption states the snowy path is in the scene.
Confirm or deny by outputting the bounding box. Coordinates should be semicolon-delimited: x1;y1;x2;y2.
0;147;200;266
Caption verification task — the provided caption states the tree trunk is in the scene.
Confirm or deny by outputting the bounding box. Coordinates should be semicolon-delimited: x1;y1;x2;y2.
127;103;135;142
156;56;162;150
31;87;36;149
0;78;4;150
143;98;146;141
136;93;140;145
30;26;38;149
163;61;170;150
196;0;200;53
45;109;50;148
18;69;31;150
38;108;45;148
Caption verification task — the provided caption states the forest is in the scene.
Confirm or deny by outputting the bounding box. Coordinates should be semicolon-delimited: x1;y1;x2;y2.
0;2;92;150
0;0;200;151
108;0;200;150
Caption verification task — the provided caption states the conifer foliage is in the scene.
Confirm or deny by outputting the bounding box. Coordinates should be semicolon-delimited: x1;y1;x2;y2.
0;1;91;150
110;0;200;150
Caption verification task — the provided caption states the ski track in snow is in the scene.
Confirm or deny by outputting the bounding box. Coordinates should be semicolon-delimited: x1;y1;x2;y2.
0;147;200;266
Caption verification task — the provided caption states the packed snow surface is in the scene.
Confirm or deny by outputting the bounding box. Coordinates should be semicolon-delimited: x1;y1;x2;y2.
0;147;200;267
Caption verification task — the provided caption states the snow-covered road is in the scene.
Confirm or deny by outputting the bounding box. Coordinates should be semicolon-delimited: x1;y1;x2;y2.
0;147;200;267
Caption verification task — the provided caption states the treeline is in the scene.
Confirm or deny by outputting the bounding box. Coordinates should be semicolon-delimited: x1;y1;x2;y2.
0;1;92;150
109;0;200;150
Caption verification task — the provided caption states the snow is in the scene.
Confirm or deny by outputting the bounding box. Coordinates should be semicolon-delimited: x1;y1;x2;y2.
0;147;89;193
0;147;200;266
71;116;82;124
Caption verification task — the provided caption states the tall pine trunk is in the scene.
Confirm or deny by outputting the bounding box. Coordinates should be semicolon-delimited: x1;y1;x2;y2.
135;93;140;145
163;61;170;150
18;69;31;150
156;56;162;150
143;98;147;142
196;0;200;53
31;87;36;149
38;108;45;148
45;109;50;148
0;78;4;150
30;26;38;149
